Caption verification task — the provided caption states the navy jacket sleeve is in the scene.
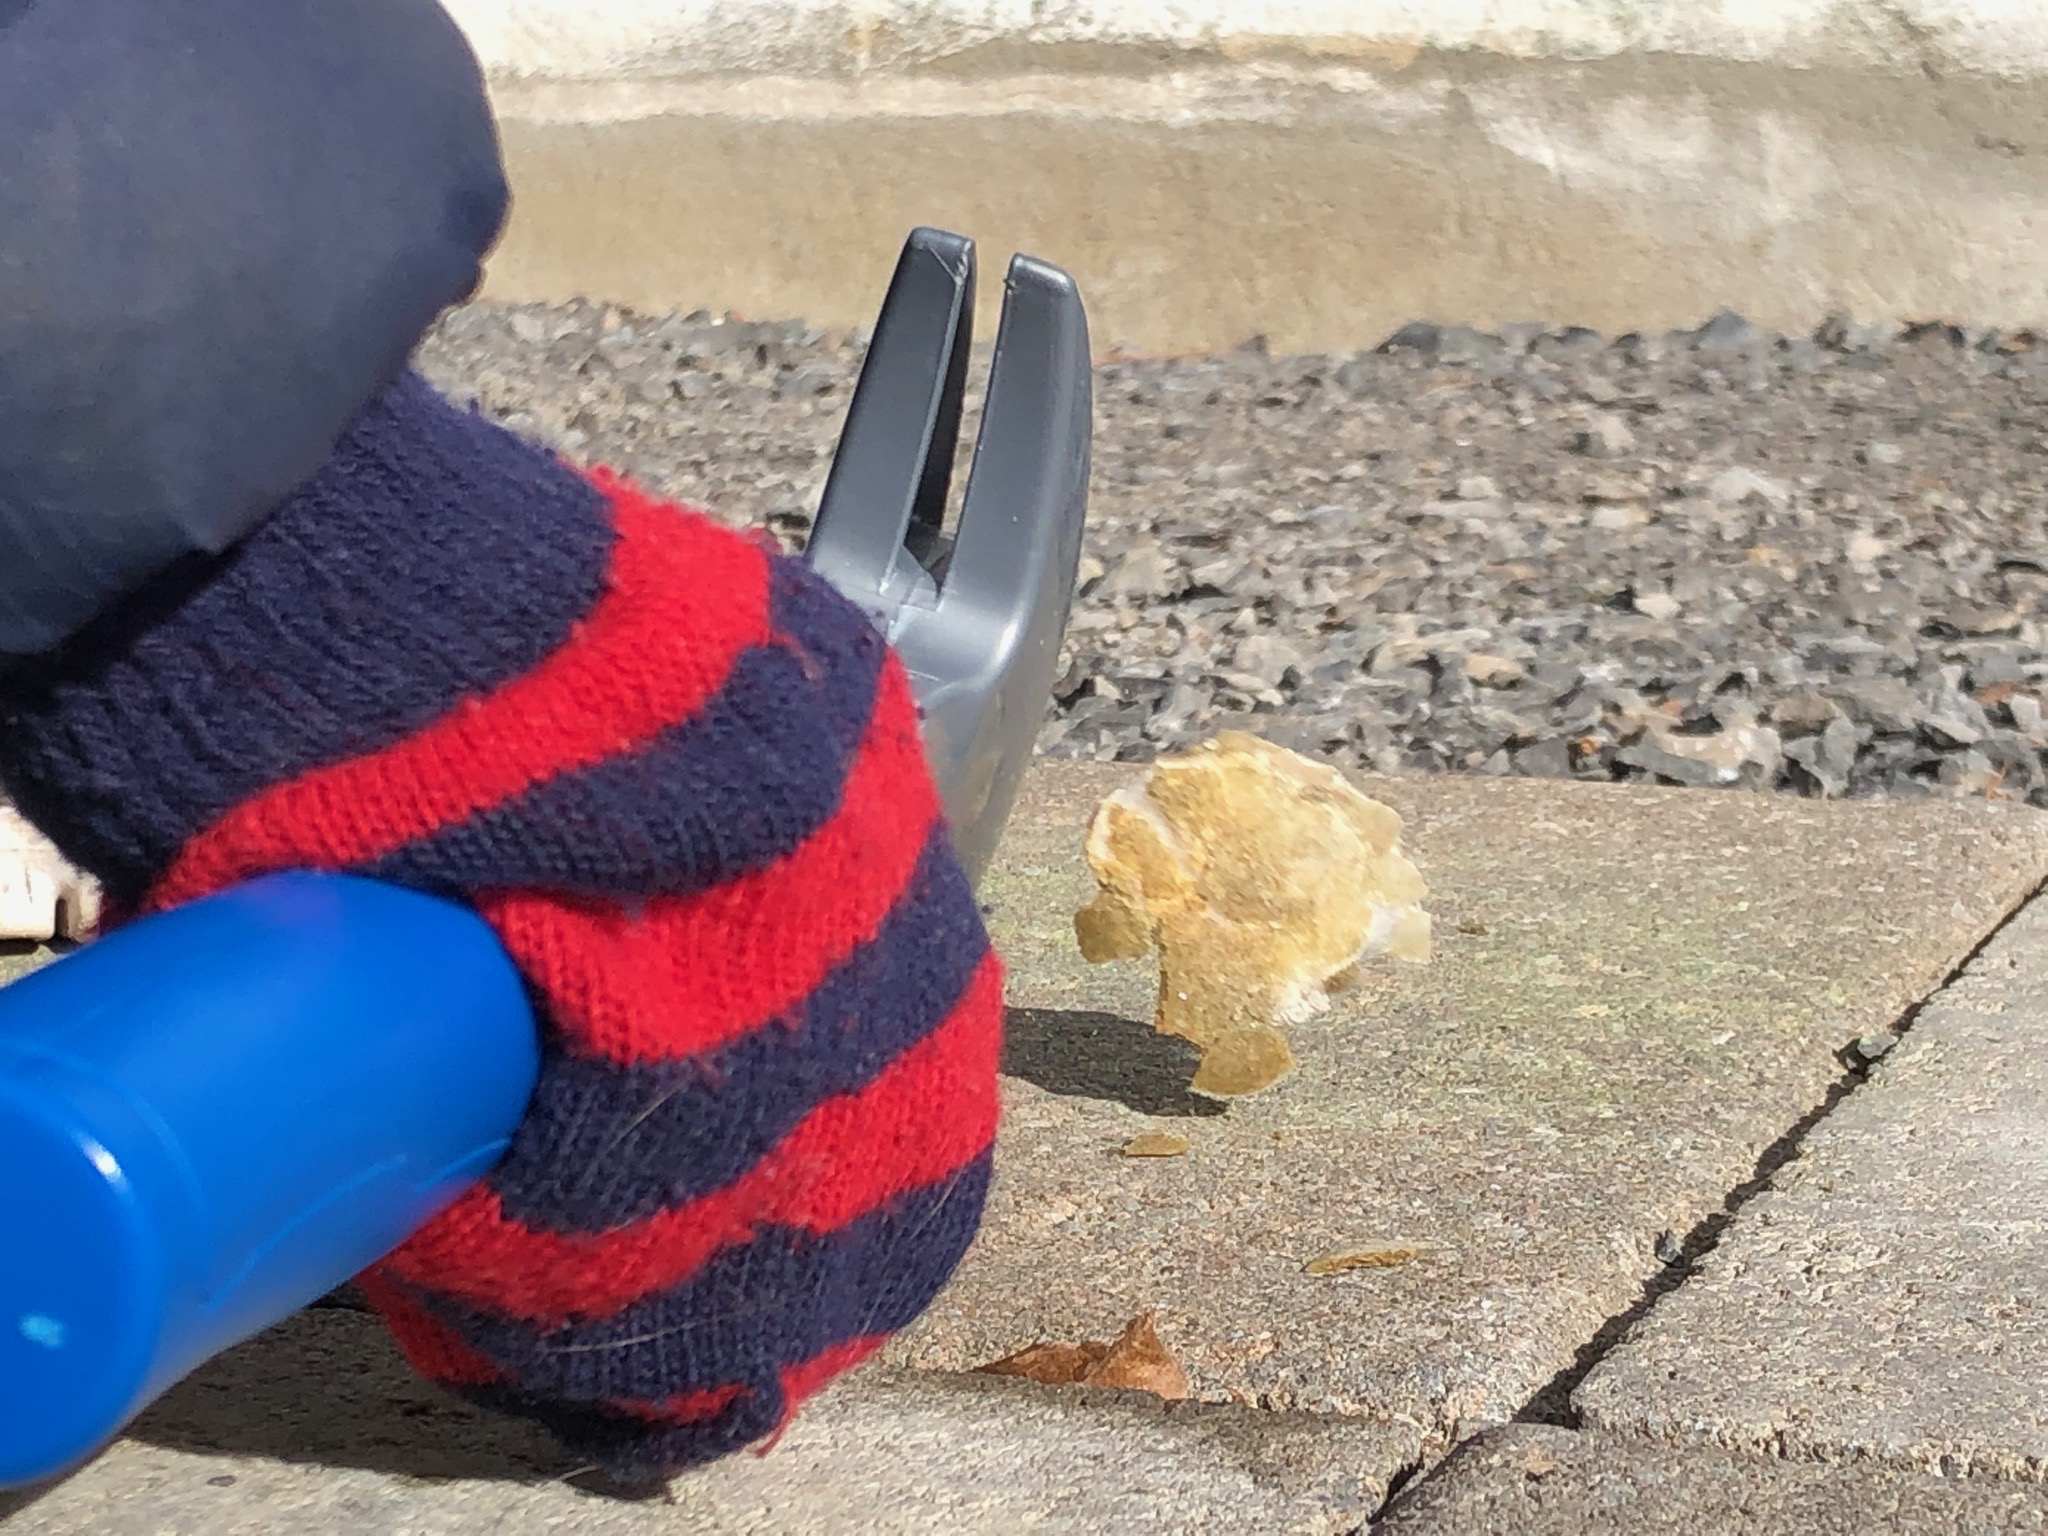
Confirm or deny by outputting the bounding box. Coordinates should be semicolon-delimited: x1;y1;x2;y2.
0;0;509;657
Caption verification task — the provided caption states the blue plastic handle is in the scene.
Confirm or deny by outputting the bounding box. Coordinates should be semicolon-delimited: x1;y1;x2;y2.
0;872;539;1488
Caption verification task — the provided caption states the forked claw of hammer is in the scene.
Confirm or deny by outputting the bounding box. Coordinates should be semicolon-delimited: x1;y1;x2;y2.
806;228;1093;885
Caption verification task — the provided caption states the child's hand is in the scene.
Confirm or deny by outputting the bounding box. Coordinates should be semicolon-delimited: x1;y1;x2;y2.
0;373;1003;1481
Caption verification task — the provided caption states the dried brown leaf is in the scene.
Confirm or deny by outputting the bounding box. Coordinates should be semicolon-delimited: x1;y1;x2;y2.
974;1313;1190;1401
977;1341;1100;1386
1082;1313;1190;1400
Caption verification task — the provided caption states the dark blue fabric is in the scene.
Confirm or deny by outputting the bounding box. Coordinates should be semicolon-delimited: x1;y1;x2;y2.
0;0;507;655
370;557;890;900
0;373;615;906
427;1157;992;1406
488;830;985;1233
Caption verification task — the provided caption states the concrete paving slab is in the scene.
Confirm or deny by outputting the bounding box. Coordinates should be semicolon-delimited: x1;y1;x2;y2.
892;764;2048;1481
1575;889;2048;1479
8;763;2048;1530
1;1308;1386;1535
1373;1424;2048;1534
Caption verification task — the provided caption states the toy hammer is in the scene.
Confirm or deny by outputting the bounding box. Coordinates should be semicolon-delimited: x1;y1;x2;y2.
0;228;1090;1490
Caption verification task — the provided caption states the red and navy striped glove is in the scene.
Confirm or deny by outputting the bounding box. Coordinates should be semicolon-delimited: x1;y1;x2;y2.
0;372;1003;1480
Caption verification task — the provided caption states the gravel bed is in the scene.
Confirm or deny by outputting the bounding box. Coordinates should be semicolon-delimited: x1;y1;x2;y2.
418;302;2048;808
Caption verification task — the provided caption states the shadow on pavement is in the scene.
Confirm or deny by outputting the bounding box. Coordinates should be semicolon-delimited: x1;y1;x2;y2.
8;1011;1218;1502
0;1485;41;1521
1001;1006;1225;1117
123;1308;576;1486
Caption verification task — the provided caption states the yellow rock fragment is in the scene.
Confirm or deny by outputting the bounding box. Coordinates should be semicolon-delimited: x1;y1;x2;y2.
1119;1132;1191;1158
1074;732;1432;1096
1304;1241;1433;1275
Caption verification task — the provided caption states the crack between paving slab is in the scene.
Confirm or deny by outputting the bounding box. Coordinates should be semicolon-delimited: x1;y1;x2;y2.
1510;873;2048;1431
1360;877;2048;1527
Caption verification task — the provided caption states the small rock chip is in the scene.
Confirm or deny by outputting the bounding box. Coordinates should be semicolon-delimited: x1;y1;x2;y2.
771;363;837;399
1633;590;1682;621
1817;714;1859;773
1574;412;1636;458
1705;466;1792;510
1590;502;1651;532
1859;441;1905;467
1836;676;1921;735
1102;546;1177;601
1233;632;1307;685
1784;716;1858;798
1463;652;1526;688
1687;308;1759;353
1377;320;1444;355
1770;691;1841;735
1120;1132;1191;1158
1583;473;1647;505
1304;1241;1432;1275
1617;739;1725;788
1454;474;1500;502
1512;737;1575;778
1922;710;1984;749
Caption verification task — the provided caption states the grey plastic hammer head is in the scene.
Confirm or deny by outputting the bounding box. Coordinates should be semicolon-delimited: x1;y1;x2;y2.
805;229;1092;885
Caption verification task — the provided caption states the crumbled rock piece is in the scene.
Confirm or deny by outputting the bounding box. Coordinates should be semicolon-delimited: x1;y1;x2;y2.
1074;733;1432;1096
1120;1132;1191;1158
1304;1241;1435;1275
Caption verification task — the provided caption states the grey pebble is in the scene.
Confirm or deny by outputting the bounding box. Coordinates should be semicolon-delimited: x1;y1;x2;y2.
1574;412;1637;459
